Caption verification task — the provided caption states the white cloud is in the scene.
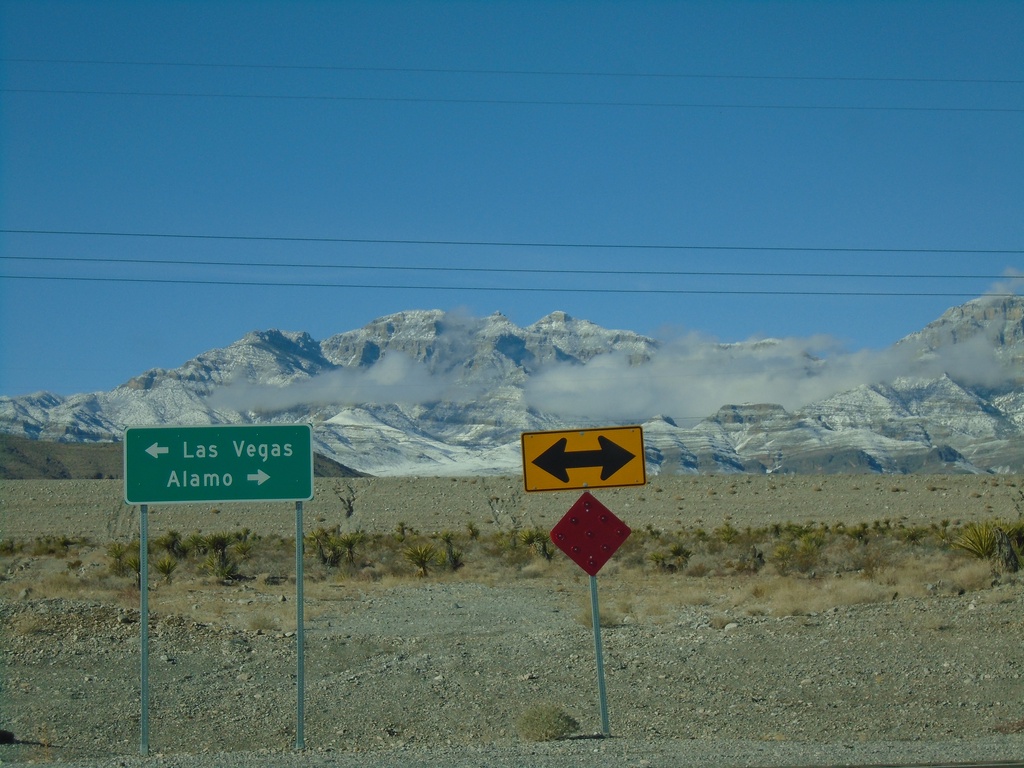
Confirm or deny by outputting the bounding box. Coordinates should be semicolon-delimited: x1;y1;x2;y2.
209;300;1019;422
524;329;1015;423
986;267;1024;297
210;353;477;413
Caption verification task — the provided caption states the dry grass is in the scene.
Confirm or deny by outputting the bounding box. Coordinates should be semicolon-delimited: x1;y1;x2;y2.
1;514;1017;633
515;703;580;741
9;613;50;637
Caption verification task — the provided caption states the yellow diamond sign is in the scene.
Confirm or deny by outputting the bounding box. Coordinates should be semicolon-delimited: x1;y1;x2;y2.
521;426;646;492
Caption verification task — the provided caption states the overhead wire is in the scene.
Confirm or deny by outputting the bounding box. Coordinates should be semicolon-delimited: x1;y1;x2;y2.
0;253;1015;281
3;57;1023;85
3;58;1021;114
1;60;1019;298
2;229;1020;254
3;87;1020;114
2;229;1019;297
2;273;1018;298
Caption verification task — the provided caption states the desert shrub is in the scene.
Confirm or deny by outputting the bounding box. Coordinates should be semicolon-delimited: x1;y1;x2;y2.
107;542;130;576
649;542;692;573
515;704;579;741
953;521;996;560
404;543;439;577
897;525;928;545
519;528;553;561
124;553;142;586
733;545;765;573
233;539;254;560
771;542;795;575
934;519;953;543
309;527;337;566
336;531;367;565
792;532;824;573
668;542;691;561
770;532;823;575
714;521;740;544
648;551;671;571
310;529;368;568
437;531;464;571
247;612;279;632
183;531;207;557
204;532;235;559
202;551;240;581
30;534;85;557
575;598;622;629
199;532;244;580
154;530;185;559
847;522;871;543
154;554;178;583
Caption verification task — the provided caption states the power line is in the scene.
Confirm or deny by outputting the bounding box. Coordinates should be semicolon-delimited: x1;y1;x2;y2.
4;57;1023;86
4;87;1020;114
2;273;1017;299
0;254;1012;282
3;228;1020;254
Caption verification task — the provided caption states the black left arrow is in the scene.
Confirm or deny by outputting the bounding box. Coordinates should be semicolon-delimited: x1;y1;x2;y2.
532;435;636;483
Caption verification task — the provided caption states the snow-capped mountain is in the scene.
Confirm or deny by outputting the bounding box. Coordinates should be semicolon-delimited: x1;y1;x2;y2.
2;299;1022;475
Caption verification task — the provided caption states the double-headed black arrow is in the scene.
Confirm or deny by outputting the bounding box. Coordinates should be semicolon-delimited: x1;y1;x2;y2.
531;435;636;483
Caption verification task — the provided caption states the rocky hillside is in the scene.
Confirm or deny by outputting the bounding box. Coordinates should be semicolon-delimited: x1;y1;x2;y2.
1;298;1022;476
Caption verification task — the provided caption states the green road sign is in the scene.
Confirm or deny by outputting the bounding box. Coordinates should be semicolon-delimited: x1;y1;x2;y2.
124;424;314;504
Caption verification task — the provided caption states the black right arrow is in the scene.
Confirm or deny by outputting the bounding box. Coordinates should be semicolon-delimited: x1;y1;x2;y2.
532;435;636;483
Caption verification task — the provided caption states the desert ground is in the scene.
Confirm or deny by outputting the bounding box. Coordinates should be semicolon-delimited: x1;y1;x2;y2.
1;474;1023;767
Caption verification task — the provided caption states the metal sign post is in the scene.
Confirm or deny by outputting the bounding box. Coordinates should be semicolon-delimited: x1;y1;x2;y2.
140;504;150;756
589;574;610;736
295;500;305;750
124;424;314;753
549;491;632;737
523;425;645;738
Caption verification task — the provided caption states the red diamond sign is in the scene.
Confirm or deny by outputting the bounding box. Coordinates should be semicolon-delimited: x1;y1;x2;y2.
549;491;632;576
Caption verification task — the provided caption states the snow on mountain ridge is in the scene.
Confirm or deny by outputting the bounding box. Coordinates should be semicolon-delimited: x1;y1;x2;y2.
2;299;1023;474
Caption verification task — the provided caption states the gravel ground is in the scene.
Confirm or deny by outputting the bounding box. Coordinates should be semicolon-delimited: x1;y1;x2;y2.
2;476;1023;767
2;580;1022;767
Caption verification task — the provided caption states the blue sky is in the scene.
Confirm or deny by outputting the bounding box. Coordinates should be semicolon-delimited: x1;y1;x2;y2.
1;0;1022;397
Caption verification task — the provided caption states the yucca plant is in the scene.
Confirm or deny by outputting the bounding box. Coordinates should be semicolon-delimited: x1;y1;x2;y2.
519;528;553;561
792;532;824;573
204;532;234;559
953;521;996;560
154;554;178;583
404;543;439;577
714;522;739;544
154;530;185;559
124;553;142;587
233;539;254;561
669;542;692;564
202;551;240;581
107;541;130;576
648;551;671;571
183;531;207;557
336;531;367;565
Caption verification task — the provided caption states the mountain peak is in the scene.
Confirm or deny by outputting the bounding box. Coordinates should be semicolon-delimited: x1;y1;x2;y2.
2;298;1022;474
901;295;1024;352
